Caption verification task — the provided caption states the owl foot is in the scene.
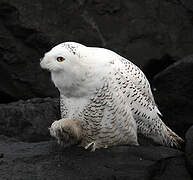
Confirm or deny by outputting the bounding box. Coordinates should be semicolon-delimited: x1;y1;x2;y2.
84;142;108;152
49;118;82;147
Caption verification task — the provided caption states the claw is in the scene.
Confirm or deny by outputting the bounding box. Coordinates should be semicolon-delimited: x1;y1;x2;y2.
85;142;96;152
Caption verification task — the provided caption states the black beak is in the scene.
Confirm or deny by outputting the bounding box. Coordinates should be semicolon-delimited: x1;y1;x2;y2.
40;58;43;62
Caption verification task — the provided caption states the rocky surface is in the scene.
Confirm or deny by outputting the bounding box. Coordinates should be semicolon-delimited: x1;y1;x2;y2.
0;0;193;179
0;136;192;180
0;96;192;179
1;0;193;103
152;55;193;137
185;126;193;177
0;98;60;142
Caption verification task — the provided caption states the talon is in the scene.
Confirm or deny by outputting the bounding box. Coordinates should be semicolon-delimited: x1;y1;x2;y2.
85;142;96;152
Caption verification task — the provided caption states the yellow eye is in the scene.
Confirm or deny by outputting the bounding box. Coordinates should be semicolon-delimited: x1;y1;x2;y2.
57;57;65;62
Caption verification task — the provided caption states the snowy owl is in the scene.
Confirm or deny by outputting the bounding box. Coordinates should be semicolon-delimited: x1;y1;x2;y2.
40;42;183;151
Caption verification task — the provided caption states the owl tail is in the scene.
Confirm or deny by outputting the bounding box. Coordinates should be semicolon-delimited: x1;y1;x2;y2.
163;125;184;148
151;119;184;149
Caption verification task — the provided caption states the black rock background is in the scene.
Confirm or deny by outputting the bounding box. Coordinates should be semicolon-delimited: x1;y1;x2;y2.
0;0;193;179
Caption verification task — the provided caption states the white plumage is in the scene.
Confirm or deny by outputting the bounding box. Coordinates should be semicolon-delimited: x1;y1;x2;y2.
40;42;183;151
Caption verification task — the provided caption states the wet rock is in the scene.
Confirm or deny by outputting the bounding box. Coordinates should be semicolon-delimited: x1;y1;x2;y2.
0;137;191;180
152;55;193;137
0;98;60;142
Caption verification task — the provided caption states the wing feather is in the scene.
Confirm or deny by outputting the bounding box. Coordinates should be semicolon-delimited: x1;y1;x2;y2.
108;58;182;147
118;57;162;115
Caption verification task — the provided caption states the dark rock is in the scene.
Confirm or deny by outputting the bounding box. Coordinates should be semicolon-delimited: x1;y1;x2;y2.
0;98;60;142
0;1;193;102
143;54;176;82
0;3;59;103
152;55;193;137
185;126;193;177
0;137;191;180
180;0;193;12
150;156;191;180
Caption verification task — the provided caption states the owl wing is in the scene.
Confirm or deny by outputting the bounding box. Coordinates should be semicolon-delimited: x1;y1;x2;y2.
89;47;160;114
106;60;158;121
118;57;162;116
107;58;182;147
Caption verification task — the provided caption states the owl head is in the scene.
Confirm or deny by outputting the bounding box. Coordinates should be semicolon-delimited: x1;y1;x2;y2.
40;42;88;72
40;42;106;96
40;42;115;96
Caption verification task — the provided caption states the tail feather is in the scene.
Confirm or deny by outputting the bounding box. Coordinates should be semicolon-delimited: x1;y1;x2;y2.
137;116;184;149
153;122;184;149
164;126;184;148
